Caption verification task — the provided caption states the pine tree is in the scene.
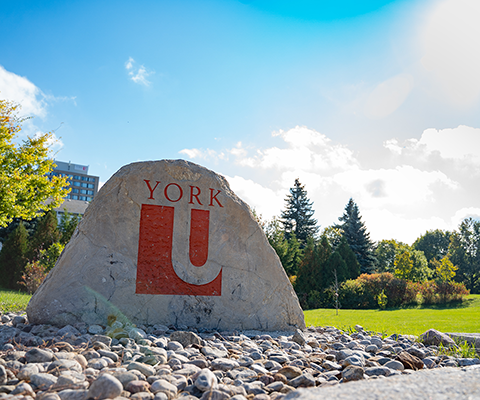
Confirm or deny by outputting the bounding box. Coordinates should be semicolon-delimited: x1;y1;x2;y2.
336;198;376;274
281;179;318;245
336;236;361;280
0;222;29;289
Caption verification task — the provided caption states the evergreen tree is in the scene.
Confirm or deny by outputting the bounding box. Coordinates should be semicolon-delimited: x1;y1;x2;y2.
27;210;60;260
0;222;29;289
336;198;376;274
336;236;361;280
294;237;318;295
265;218;302;276
281;179;318;245
58;211;81;245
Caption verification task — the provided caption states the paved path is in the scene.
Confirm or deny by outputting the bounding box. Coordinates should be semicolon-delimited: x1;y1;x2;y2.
285;366;480;400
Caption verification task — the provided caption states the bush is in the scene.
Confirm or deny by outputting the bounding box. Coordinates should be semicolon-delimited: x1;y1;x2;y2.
339;279;366;309
18;261;48;294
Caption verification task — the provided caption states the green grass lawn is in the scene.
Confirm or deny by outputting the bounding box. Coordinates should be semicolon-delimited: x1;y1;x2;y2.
304;294;480;336
1;289;479;337
0;289;31;314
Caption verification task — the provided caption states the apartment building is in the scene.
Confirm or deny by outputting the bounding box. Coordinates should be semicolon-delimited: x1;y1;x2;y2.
50;161;100;219
50;161;100;202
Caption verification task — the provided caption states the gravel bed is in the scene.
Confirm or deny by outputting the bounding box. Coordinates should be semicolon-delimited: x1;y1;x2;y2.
0;312;479;400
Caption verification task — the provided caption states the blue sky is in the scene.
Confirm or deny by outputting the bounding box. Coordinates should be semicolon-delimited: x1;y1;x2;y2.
2;0;480;244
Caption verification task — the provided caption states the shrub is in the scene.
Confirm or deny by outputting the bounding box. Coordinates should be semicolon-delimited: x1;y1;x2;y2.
339;279;366;309
18;261;48;294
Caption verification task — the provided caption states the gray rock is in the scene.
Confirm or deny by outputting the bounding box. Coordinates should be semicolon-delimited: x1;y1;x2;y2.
127;361;156;377
342;365;364;382
211;358;240;371
27;160;305;331
30;373;59;389
200;389;230;400
150;379;178;399
87;373;123;399
58;389;89;400
384;360;404;371
419;329;458;348
0;365;7;385
289;373;315;388
170;331;202;347
25;347;55;363
292;330;306;346
364;366;391;377
202;346;228;358
195;368;218;391
11;382;35;396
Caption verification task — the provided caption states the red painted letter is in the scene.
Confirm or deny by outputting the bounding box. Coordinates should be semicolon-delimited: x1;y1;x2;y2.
189;209;209;267
144;180;161;200
189;186;203;205
164;183;183;203
209;188;223;207
136;204;222;296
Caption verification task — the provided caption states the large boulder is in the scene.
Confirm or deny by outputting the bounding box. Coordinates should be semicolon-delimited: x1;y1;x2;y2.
27;160;305;331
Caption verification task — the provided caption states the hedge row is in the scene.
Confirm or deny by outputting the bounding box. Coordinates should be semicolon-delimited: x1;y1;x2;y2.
300;272;469;310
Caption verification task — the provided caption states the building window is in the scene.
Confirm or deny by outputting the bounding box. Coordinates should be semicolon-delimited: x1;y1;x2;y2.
87;184;94;189
72;188;79;193
73;181;81;187
72;195;78;200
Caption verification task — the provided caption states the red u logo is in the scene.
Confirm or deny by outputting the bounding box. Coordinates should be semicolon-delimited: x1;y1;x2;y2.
135;204;222;296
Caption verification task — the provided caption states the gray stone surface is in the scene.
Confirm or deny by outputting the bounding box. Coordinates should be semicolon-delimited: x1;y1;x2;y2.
285;366;480;400
27;159;304;331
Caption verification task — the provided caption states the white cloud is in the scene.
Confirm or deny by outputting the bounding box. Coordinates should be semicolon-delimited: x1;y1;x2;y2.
236;126;359;172
384;125;480;164
364;73;414;119
225;175;284;220
125;57;153;87
180;125;479;244
421;0;480;105
334;165;458;208
0;65;46;117
363;208;449;244
418;125;480;161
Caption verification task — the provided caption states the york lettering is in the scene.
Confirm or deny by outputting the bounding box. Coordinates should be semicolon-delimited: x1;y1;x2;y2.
143;179;224;207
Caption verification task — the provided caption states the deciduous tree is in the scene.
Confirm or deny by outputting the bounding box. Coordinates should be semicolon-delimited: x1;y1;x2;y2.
0;99;69;228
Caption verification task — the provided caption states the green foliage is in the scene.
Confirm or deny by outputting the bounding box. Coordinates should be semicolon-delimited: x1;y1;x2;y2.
336;198;376;273
375;239;404;273
27;210;60;260
38;242;64;271
449;218;480;293
394;250;414;280
58;210;81;244
0;222;29;290
377;289;388;309
433;256;458;283
336;236;360;280
265;217;303;276
0;99;69;228
394;248;431;282
337;272;468;309
281;179;318;245
413;229;451;264
321;225;343;250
